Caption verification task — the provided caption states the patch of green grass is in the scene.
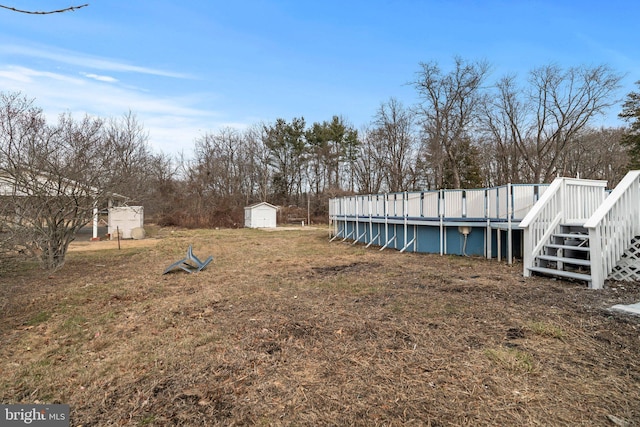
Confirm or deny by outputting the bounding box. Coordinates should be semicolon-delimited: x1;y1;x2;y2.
0;257;40;277
138;415;156;426
352;248;368;256
442;302;463;315
446;255;475;267
60;314;88;334
316;276;380;296
25;311;50;326
192;332;222;348
485;347;535;374
527;321;565;340
389;300;406;315
35;358;52;368
142;224;161;238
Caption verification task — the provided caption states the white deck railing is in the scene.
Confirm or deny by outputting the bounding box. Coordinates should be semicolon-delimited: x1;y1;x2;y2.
329;184;549;222
584;171;640;289
520;177;607;283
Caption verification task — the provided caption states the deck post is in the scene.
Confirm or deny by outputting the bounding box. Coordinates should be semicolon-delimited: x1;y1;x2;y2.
507;183;513;265
333;198;344;239
403;192;408;251
589;226;603;289
439;190;444;256
354;196;359;243
384;195;389;248
343;197;347;239
485;189;491;258
368;195;373;246
486;219;491;259
522;226;531;277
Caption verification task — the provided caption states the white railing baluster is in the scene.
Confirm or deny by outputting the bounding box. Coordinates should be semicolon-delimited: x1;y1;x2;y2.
521;178;563;277
521;177;607;280
584;171;640;289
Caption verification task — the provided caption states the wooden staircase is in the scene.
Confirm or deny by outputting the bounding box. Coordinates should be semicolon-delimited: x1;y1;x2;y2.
528;225;592;284
521;171;640;289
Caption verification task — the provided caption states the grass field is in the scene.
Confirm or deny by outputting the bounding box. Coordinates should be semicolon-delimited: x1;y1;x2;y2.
1;226;639;426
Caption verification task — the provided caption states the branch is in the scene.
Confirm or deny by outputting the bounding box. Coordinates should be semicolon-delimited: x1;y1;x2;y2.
0;3;88;14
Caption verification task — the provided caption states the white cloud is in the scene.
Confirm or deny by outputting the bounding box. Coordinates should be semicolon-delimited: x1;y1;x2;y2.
0;64;226;156
0;67;32;83
0;41;262;156
0;65;83;85
0;44;192;79
81;72;119;83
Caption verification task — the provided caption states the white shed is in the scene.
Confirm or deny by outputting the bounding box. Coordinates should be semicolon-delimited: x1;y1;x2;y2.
244;202;277;228
108;206;144;239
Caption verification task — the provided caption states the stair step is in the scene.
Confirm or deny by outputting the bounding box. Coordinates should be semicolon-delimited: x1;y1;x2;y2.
545;243;590;252
528;266;592;282
553;233;589;239
537;255;591;266
560;224;587;229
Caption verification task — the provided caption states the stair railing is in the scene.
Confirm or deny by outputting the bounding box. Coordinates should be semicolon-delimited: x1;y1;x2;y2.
521;177;607;281
584;170;640;289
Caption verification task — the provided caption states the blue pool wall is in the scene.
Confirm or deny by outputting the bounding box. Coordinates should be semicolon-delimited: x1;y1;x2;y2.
335;220;522;259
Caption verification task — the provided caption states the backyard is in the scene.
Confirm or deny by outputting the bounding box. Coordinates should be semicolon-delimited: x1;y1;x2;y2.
0;226;639;426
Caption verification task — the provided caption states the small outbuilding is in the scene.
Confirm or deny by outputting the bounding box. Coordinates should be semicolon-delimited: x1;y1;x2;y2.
244;202;278;228
108;206;144;239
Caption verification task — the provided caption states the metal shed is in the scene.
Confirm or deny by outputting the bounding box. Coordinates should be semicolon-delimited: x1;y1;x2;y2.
244;202;277;228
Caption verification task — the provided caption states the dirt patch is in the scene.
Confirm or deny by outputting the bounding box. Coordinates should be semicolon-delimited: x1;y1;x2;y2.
311;261;382;275
261;226;323;231
1;228;639;426
67;238;161;252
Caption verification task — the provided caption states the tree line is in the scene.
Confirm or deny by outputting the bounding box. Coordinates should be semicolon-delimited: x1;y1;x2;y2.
2;57;640;269
176;59;630;228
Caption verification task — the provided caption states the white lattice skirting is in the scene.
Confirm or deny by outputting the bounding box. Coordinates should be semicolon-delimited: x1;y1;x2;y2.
608;237;640;282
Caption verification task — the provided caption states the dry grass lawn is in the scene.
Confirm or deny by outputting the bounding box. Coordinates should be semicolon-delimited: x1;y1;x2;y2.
1;226;639;426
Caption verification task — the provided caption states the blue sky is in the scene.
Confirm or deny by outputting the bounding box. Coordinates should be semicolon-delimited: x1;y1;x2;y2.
1;0;638;156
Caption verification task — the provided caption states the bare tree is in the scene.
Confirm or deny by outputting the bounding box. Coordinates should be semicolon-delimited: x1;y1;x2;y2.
353;126;386;194
370;98;418;192
172;125;275;228
0;94;107;268
193;128;247;200
482;65;622;183
142;151;179;221
0;92;156;269
102;111;154;198
0;93;47;258
478;80;528;185
558;127;629;185
413;57;490;189
244;124;272;203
